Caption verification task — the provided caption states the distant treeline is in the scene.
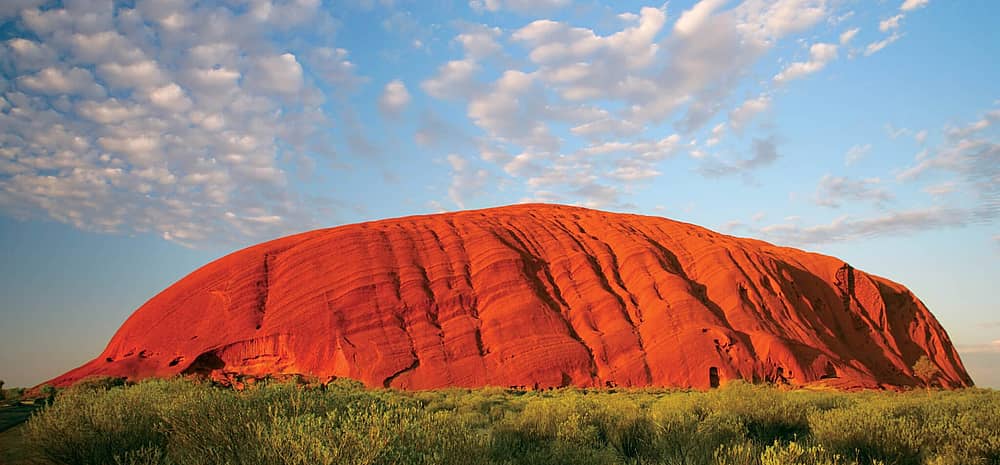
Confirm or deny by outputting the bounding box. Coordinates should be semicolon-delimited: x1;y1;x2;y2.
17;377;1000;465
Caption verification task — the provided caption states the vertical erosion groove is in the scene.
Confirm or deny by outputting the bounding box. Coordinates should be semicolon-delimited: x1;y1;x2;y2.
642;234;735;329
559;219;651;383
254;252;273;330
415;227;452;384
724;249;769;326
415;264;442;331
444;219;487;360
491;227;599;380
835;263;855;315
377;227;421;388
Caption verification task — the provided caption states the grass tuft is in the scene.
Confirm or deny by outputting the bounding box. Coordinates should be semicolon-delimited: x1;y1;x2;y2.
16;379;1000;465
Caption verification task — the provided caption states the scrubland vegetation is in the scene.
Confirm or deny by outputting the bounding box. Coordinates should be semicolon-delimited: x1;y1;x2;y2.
13;377;1000;465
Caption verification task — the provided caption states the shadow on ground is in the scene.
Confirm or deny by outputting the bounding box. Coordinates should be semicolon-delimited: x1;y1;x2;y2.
0;403;40;433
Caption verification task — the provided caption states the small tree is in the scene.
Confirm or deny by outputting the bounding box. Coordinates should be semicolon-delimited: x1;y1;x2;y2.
0;379;5;402
913;355;940;393
39;384;57;406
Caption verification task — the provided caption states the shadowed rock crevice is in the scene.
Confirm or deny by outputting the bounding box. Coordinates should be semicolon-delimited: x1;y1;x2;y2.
181;352;225;376
383;358;420;388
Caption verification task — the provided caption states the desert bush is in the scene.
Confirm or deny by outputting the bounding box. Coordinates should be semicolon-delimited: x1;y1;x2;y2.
488;391;641;464
22;382;168;465
708;381;814;444
112;446;166;465
714;441;760;465
39;384;58;405
6;387;25;403
917;389;1000;465
759;440;851;465
19;378;1000;465
808;393;925;465
68;376;128;392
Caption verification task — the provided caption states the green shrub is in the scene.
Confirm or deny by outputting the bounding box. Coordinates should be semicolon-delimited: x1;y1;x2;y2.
22;383;168;465
69;376;128;392
709;381;813;444
808;394;923;465
112;446;166;465
714;441;760;465
19;378;1000;465
39;384;57;405
5;387;25;403
649;391;743;463
759;440;850;465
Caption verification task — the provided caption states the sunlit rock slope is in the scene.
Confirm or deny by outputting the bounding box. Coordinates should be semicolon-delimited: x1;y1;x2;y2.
49;204;972;390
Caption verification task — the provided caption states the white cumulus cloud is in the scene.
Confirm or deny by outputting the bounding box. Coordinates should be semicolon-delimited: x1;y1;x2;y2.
378;79;411;117
900;0;929;12
251;53;304;95
774;42;838;83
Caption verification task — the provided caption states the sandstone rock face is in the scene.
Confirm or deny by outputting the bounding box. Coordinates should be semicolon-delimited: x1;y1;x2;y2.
50;204;972;390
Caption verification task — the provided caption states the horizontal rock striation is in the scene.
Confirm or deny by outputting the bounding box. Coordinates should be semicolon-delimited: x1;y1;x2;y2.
49;204;972;390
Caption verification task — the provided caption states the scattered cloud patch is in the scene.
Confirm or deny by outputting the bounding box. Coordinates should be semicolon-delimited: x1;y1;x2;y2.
378;79;411;117
814;175;893;208
900;0;930;12
839;28;859;45
957;340;1000;354
0;0;353;246
0;0;975;254
17;67;105;97
897;105;999;218
421;60;481;100
756;205;991;246
729;95;771;133
468;70;561;152
309;47;366;90
571;117;644;141
415;111;470;148
446;154;492;208
469;0;569;14
455;24;503;60
608;161;661;181
865;32;902;56
865;0;929;56
698;136;780;178
923;181;956;196
844;143;873;165
885;124;911;139
774;42;838;84
706;123;726;147
673;0;727;36
417;1;840;208
879;14;903;33
250;53;305;95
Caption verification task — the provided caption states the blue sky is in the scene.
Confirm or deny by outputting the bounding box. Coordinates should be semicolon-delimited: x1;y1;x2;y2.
0;0;997;388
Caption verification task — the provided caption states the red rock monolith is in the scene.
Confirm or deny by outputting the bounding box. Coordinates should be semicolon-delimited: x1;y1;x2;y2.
48;204;973;390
